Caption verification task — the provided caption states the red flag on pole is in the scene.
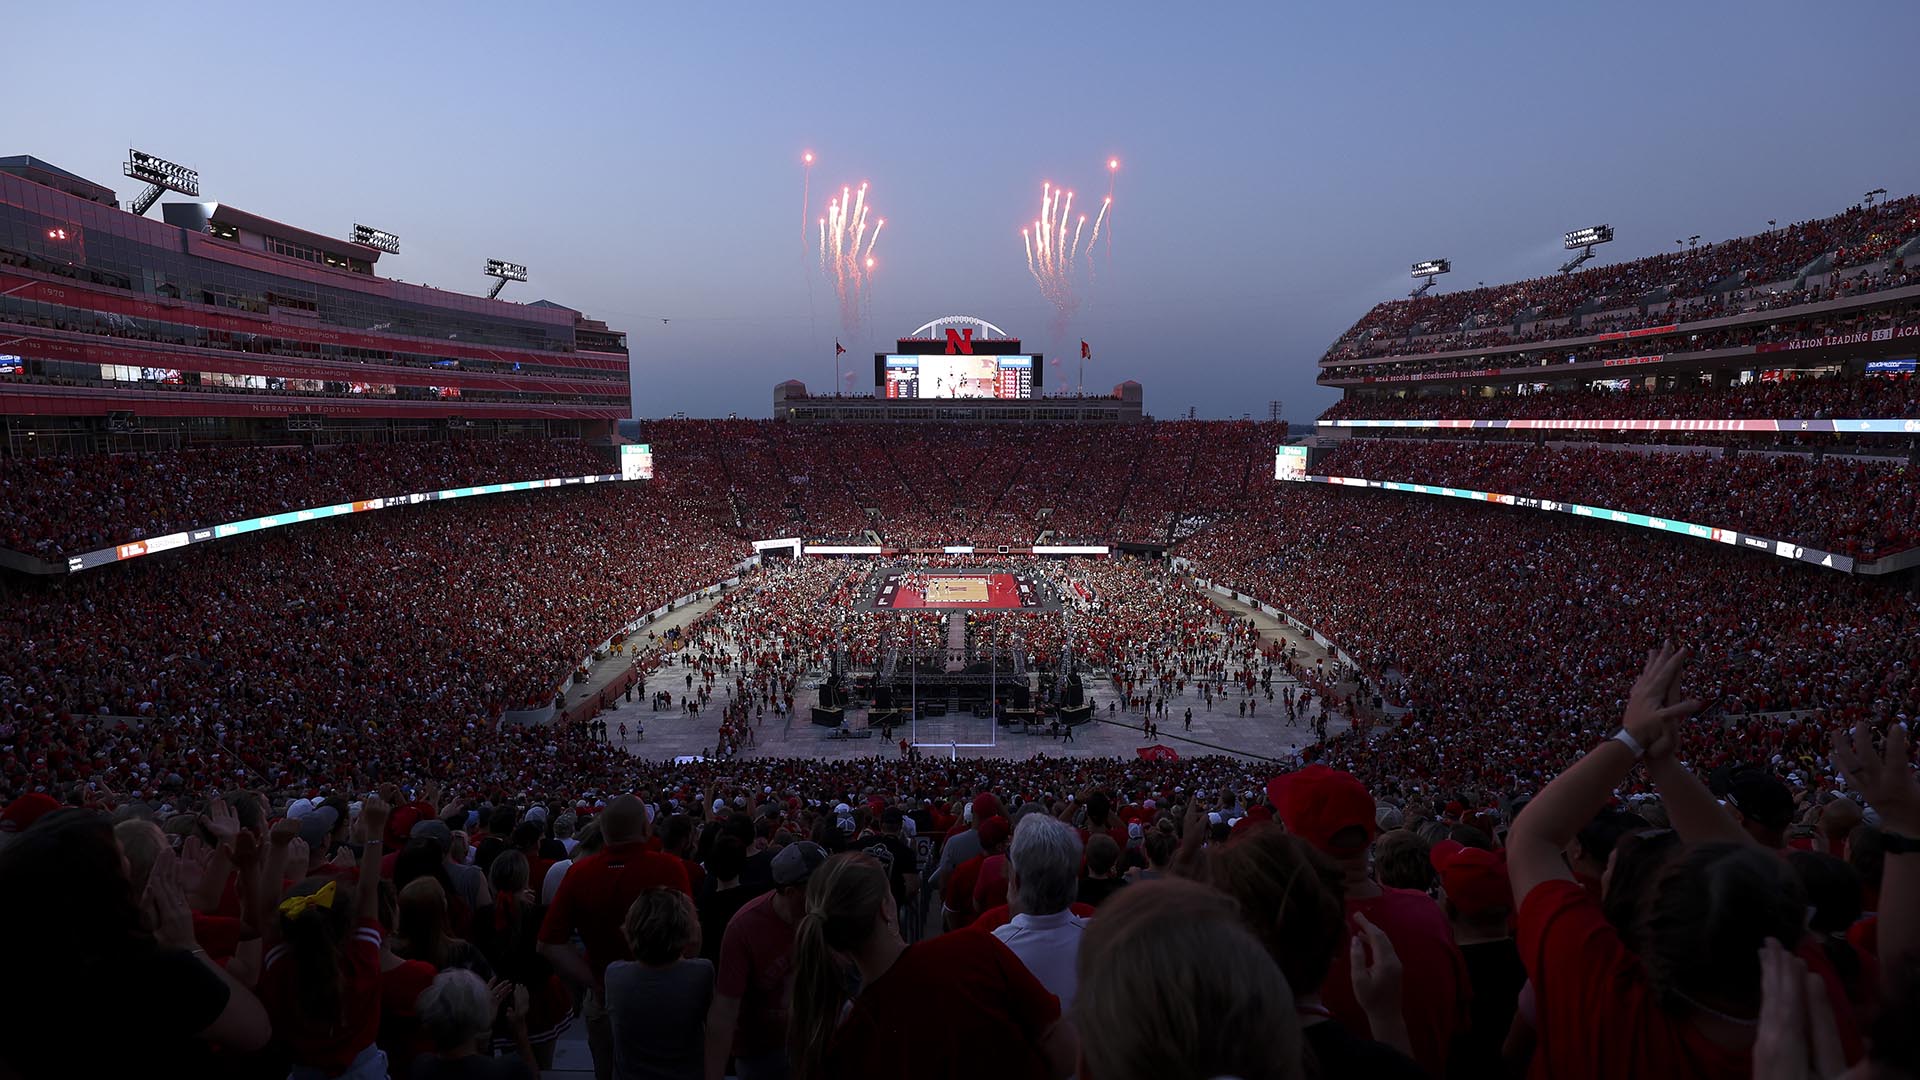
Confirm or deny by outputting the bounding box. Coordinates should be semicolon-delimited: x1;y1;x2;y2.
835;341;846;355
1080;340;1091;359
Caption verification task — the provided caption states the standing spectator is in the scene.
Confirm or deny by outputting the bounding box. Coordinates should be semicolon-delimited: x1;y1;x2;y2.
694;835;761;965
1506;644;1830;1079
787;853;1077;1079
1211;826;1423;1078
993;814;1090;1009
1429;839;1525;1078
1073;878;1303;1080
1272;765;1470;1076
703;840;826;1080
606;887;713;1080
0;809;271;1078
260;795;394;1080
1076;833;1128;909
538;796;692;1080
411;969;538;1080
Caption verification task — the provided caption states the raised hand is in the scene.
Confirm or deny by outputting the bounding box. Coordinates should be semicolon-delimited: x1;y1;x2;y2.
1348;913;1403;1017
360;793;393;839
1753;938;1844;1080
1624;642;1702;753
143;849;198;952
268;815;302;847
201;799;241;848
1832;721;1918;833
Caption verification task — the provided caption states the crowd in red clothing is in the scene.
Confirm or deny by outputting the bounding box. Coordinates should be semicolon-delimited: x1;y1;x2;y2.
644;419;1281;547
1312;437;1920;558
1324;194;1920;362
1322;371;1920;425
4;420;1920;1077
0;438;612;559
1180;484;1920;802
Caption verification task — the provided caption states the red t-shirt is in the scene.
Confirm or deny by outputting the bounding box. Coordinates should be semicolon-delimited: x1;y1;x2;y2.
378;958;438;1070
536;841;691;982
714;889;799;1060
1519;879;1752;1079
824;931;1060;1079
946;854;988;927
1322;886;1469;1078
972;854;1011;914
261;916;386;1074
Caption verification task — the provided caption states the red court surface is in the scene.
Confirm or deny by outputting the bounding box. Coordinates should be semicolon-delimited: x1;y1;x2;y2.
877;571;1031;609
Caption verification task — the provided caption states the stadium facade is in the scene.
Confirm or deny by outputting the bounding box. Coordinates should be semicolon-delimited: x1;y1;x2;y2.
0;155;629;453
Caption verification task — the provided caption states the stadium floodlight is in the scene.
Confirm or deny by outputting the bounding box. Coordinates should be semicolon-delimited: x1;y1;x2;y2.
351;223;401;254
1558;224;1614;273
123;149;200;217
1864;187;1888;207
483;258;529;299
1409;258;1450;298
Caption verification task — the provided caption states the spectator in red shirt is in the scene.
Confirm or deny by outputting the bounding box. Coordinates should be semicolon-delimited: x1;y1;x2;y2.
537;795;691;1080
260;794;393;1080
943;814;1010;930
1212;826;1423;1078
1074;877;1304;1080
703;839;827;1080
1506;644;1835;1080
787;852;1077;1080
1272;764;1470;1076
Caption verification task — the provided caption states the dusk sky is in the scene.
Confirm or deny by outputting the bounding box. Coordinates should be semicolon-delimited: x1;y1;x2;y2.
13;1;1920;421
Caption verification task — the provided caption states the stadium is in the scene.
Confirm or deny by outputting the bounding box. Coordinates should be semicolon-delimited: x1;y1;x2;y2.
4;11;1920;1079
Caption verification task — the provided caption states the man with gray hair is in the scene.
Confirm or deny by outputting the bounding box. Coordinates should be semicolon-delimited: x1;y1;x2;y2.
992;813;1090;1009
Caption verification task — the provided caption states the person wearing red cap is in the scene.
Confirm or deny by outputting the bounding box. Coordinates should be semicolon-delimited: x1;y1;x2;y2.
0;792;61;840
1272;765;1470;1077
1430;839;1524;1078
944;815;1010;930
928;792;1004;902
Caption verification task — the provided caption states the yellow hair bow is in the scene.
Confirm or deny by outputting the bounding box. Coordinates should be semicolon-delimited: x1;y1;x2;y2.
278;879;340;918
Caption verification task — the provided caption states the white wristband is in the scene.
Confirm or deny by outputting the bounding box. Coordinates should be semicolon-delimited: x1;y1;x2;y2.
1611;729;1646;759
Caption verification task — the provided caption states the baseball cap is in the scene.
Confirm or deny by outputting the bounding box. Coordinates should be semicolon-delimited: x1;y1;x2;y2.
1269;766;1377;856
0;793;60;834
977;814;1012;850
772;840;828;887
1430;840;1512;917
409;819;453;848
1725;770;1794;832
298;805;340;847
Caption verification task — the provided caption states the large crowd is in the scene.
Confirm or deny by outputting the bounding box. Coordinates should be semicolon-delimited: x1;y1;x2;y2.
0;438;612;560
1312;438;1920;559
643;419;1280;547
3;418;1920;1077
1323;193;1920;362
1321;370;1920;425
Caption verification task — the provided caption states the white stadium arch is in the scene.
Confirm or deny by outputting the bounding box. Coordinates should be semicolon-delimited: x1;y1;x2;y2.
909;315;1012;339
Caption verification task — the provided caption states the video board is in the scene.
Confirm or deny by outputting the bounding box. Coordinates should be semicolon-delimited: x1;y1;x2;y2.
1274;445;1308;481
621;443;654;480
882;354;1033;399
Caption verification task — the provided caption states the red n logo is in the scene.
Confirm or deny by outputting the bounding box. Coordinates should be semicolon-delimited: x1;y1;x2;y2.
943;328;974;354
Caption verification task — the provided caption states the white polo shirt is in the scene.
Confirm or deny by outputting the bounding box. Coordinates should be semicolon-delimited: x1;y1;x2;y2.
993;909;1092;1010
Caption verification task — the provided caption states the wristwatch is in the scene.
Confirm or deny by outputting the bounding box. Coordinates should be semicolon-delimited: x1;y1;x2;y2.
1883;831;1920;855
1610;729;1646;759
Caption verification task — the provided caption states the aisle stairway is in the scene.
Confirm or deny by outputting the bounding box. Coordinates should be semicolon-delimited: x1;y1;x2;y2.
944;612;967;672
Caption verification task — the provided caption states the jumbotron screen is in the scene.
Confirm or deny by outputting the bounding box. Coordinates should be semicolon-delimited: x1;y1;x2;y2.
884;355;1033;399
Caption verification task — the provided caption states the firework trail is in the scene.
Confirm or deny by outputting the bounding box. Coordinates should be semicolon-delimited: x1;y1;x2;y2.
1020;164;1119;323
800;152;814;245
816;179;884;334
